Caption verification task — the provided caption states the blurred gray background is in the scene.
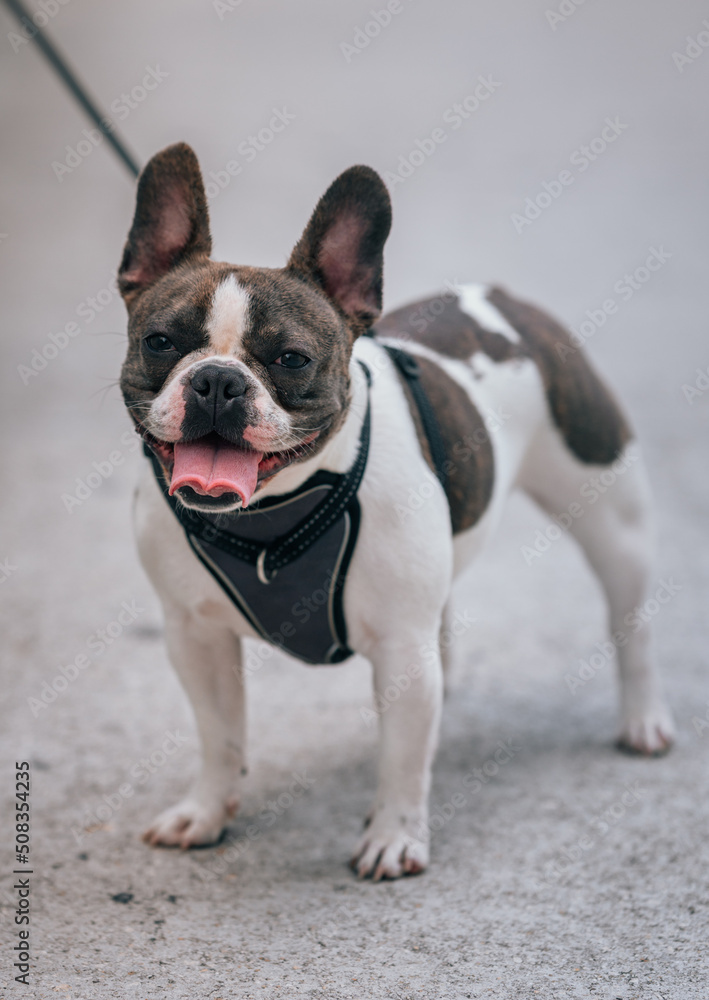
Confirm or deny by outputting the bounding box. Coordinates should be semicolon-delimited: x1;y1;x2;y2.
1;1;707;997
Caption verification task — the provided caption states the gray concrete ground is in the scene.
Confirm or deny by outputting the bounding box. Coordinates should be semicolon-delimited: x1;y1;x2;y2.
1;1;708;997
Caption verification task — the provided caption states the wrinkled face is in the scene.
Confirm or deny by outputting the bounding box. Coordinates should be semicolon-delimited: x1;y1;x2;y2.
118;143;391;513
121;263;353;511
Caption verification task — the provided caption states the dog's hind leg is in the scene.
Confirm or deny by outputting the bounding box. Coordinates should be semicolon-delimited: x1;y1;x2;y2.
519;430;675;755
142;611;246;848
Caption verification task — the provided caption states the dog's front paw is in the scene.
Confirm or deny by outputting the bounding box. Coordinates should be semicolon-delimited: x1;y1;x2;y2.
142;795;238;849
351;809;429;880
617;702;675;756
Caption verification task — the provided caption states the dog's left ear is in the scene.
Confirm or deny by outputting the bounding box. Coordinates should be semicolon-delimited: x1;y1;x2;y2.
287;166;392;333
118;142;211;305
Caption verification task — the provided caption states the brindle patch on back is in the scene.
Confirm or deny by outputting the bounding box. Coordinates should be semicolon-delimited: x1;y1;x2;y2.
374;295;525;364
487;286;632;465
389;352;494;535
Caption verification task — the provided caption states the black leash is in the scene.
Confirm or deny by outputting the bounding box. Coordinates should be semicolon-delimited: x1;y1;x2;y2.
2;0;140;178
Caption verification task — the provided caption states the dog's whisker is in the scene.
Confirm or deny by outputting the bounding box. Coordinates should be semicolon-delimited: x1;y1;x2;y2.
89;381;124;407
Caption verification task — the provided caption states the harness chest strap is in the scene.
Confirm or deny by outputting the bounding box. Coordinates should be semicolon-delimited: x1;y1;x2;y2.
143;345;448;665
146;345;451;579
146;363;372;584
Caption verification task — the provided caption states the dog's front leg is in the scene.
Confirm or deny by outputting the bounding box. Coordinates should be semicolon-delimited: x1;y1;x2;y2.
352;639;443;880
143;610;245;849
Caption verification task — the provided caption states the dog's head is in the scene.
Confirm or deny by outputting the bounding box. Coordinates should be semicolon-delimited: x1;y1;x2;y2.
118;143;391;512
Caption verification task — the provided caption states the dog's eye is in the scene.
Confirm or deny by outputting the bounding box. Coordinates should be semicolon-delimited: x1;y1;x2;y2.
144;333;177;354
274;352;310;369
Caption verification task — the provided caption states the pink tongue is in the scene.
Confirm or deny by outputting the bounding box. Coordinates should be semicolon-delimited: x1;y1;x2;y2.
169;438;263;506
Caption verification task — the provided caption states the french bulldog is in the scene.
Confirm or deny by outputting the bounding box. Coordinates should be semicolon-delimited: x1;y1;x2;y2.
118;143;674;880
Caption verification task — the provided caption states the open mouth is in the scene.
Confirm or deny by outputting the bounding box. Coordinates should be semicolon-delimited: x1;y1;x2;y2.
140;428;320;507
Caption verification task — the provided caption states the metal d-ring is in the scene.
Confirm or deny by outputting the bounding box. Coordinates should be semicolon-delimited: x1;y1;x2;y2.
256;548;272;585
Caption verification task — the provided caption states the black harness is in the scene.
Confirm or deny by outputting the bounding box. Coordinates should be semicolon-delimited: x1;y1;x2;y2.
147;345;448;665
375;341;448;491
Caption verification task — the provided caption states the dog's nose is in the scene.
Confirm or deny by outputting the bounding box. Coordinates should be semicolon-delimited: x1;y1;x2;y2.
190;364;247;406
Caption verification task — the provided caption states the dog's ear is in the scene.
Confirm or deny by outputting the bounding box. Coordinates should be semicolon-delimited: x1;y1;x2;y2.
287;166;392;333
118;142;211;304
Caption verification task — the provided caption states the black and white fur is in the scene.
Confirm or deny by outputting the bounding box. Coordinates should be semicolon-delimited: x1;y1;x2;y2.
118;144;674;880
